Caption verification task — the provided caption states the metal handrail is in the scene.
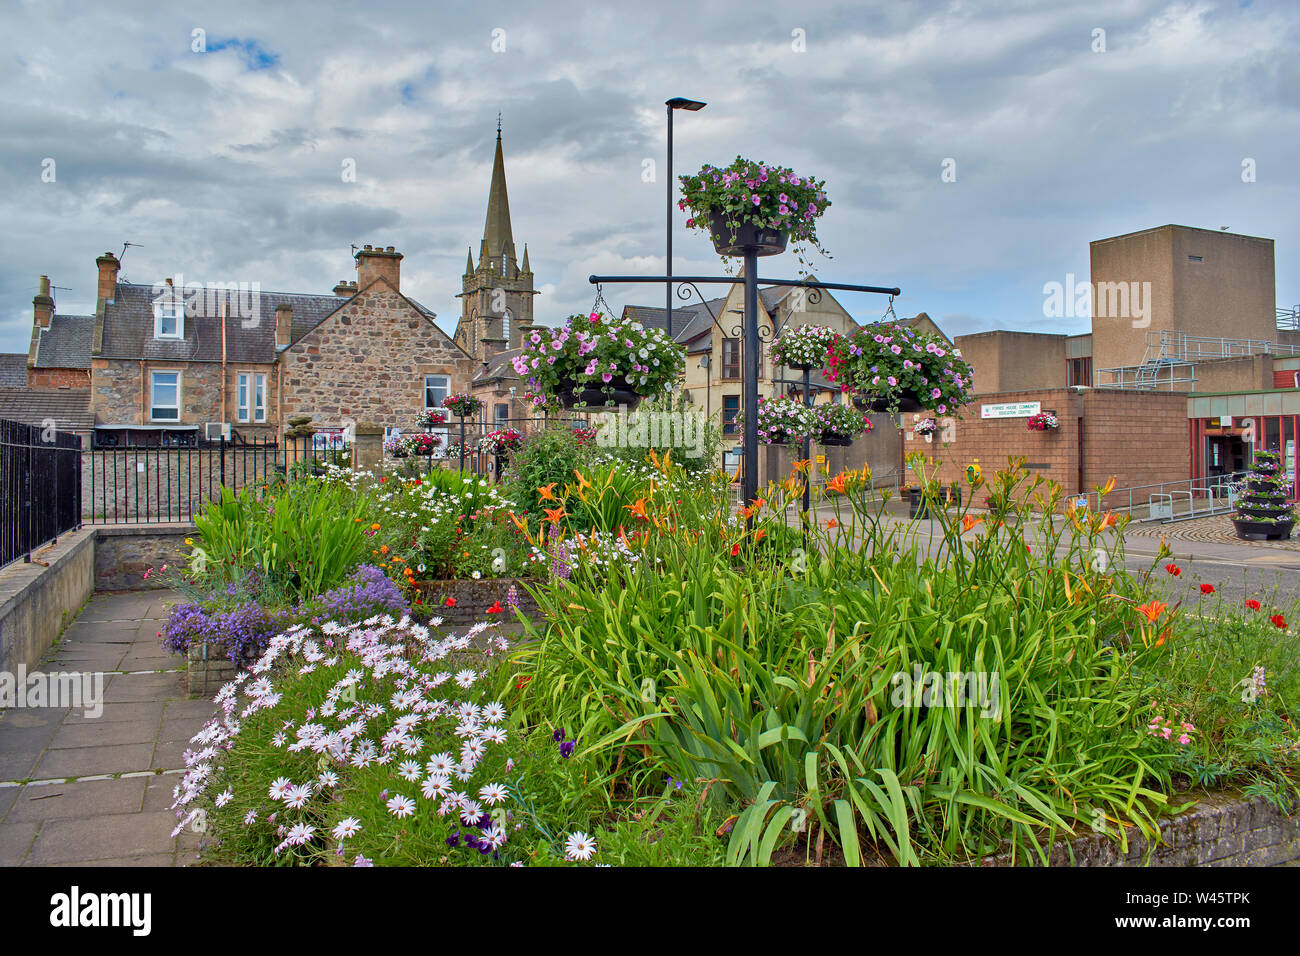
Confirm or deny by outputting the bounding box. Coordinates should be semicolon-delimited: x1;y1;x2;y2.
1073;469;1252;520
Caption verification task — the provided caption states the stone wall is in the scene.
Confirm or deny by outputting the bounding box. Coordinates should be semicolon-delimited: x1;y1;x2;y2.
279;286;474;430
982;791;1300;866
93;525;192;591
413;577;540;626
0;528;95;675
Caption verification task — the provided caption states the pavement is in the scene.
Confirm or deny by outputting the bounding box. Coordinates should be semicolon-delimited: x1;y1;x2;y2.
0;590;216;867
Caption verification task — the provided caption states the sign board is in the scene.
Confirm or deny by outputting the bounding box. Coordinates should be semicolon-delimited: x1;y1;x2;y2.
816;455;825;465
980;401;1041;419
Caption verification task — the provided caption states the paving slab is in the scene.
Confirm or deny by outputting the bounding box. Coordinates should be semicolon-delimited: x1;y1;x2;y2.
0;821;39;865
33;742;156;780
48;719;159;750
100;671;187;704
0;785;18;822
61;701;164;725
24;809;180;865
151;738;192;771
41;853;177;867
5;777;148;823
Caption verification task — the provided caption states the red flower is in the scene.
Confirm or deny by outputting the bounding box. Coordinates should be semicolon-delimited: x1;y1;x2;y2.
1245;599;1261;611
1200;584;1215;595
444;597;457;608
730;543;740;557
1270;614;1287;629
486;601;503;614
516;676;532;689
1164;563;1181;577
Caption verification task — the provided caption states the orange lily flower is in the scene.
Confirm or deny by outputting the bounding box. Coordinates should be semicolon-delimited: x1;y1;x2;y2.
792;459;811;474
824;518;839;530
826;473;848;495
624;498;649;521
543;507;567;524
738;504;755;520
508;511;528;532
1100;511;1116;529
537;483;558;502
754;529;767;543
962;515;983;533
573;470;592;493
1136;600;1167;623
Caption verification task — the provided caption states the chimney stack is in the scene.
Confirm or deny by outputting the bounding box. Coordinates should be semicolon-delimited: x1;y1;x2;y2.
333;279;357;297
275;304;293;348
95;252;120;304
33;275;54;329
355;244;402;292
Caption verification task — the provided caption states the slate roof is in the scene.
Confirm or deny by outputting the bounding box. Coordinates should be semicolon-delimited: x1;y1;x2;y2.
0;388;93;430
0;353;27;387
474;348;522;384
33;314;93;368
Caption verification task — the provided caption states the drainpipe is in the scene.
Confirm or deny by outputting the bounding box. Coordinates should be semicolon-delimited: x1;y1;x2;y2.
221;302;228;424
139;359;145;424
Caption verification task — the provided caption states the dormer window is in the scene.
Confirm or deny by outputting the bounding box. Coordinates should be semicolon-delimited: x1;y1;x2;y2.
154;297;183;339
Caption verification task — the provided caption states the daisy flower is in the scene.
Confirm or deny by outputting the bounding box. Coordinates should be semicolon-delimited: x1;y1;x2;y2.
565;831;597;862
214;788;234;808
332;818;363;840
268;777;292;801
479;783;509;805
397;760;423;782
386;794;416;818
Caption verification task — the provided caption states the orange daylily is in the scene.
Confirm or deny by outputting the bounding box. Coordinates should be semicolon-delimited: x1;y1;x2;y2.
792;459;811;474
573;470;592;494
537;483;558;502
738;504;755;521
826;473;848;495
824;518;839;530
962;515;983;533
624;498;649;521
1099;511;1116;529
508;511;528;532
754;529;767;543
1136;600;1168;623
543;507;567;524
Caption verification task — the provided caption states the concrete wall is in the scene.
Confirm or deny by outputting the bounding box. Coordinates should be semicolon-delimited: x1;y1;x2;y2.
1091;225;1276;374
94;526;191;591
956;331;1071;394
0;528;95;676
982;791;1300;867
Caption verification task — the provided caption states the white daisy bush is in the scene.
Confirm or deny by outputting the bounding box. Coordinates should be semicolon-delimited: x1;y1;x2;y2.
770;323;841;371
171;613;607;866
511;312;685;408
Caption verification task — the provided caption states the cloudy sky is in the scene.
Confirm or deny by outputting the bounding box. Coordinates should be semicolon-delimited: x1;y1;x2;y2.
2;0;1298;357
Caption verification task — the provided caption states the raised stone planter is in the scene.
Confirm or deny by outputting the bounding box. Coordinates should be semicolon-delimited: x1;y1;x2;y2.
413;577;541;626
980;791;1300;866
94;525;191;591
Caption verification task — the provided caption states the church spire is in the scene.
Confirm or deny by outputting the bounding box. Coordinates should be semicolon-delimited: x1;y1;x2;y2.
479;124;516;266
520;244;530;273
465;247;475;275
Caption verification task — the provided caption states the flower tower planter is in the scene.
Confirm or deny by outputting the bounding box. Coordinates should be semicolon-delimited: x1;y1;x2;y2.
1231;450;1295;541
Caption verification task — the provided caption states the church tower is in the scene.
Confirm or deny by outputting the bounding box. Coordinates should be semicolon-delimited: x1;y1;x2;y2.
455;122;538;363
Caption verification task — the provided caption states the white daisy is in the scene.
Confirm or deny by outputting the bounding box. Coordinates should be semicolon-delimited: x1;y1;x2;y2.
214;788;234;808
564;831;597;861
332;817;363;840
268;777;292;801
386;794;416;818
479;783;508;805
397;760;423;782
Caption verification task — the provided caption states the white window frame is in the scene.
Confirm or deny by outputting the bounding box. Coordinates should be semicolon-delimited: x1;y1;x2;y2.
424;374;450;410
236;371;267;423
154;298;184;339
150;370;181;422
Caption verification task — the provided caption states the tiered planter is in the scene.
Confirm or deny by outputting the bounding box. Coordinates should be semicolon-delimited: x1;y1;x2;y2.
1231;451;1295;541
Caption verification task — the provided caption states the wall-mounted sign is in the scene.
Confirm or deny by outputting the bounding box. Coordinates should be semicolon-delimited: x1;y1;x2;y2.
980;401;1042;419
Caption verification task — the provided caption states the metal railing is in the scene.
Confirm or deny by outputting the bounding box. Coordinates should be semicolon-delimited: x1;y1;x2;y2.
1;419;83;569
1067;470;1251;522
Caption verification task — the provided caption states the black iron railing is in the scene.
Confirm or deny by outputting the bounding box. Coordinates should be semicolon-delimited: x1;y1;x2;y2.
1;419;83;569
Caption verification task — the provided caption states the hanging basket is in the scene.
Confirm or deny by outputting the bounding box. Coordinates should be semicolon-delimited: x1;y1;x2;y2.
555;373;644;410
762;429;800;446
708;208;789;257
818;432;855;447
852;391;925;414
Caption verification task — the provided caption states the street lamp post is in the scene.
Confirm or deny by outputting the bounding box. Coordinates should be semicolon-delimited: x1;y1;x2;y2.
665;98;705;339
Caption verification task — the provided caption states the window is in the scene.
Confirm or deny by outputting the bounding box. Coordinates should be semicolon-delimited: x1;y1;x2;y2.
154;297;183;339
236;372;267;422
1188;255;1203;263
1066;357;1092;387
721;339;740;380
150;371;180;421
495;403;510;425
424;374;450;409
723;395;740;435
502;310;511;342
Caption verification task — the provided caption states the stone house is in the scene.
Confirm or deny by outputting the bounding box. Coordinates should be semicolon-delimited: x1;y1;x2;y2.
6;245;475;450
